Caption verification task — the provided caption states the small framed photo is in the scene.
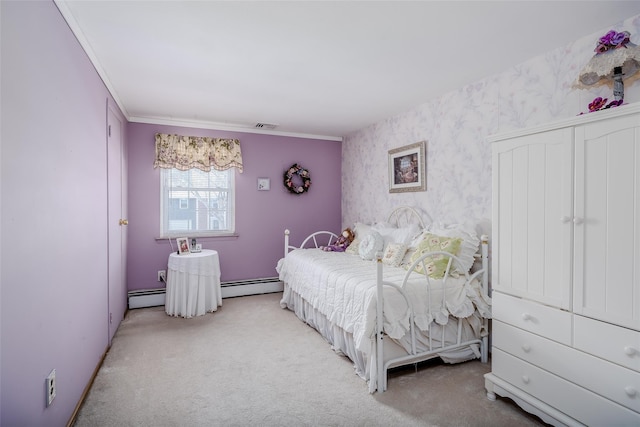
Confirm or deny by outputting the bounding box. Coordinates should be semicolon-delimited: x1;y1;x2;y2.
257;177;270;191
388;141;426;193
176;237;191;255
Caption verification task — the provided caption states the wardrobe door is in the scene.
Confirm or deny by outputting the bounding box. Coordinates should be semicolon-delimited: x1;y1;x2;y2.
492;128;573;309
574;114;640;331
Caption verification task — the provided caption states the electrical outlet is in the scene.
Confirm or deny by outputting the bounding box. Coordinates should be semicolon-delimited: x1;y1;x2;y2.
158;270;166;282
46;369;56;407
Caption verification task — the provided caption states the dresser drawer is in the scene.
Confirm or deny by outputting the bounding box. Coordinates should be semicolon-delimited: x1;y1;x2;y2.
492;349;640;426
492;292;572;345
494;320;640;413
574;315;640;373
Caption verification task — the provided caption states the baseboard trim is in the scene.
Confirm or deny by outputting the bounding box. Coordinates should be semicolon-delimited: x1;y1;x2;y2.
127;277;283;309
67;345;109;427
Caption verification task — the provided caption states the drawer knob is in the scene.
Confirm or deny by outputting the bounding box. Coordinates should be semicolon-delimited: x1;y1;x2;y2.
624;346;637;356
522;344;531;353
522;375;530;384
573;217;584;225
522;313;532;321
624;386;637;397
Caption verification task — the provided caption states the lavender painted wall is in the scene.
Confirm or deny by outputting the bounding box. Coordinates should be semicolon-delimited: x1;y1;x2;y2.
3;2;639;426
1;1;126;425
126;123;342;290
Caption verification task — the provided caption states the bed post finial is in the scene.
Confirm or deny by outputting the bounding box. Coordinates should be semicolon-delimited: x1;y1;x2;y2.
284;229;291;258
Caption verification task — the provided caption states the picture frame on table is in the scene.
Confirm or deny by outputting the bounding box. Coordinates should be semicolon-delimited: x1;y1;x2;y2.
190;238;202;253
176;237;191;255
388;141;426;193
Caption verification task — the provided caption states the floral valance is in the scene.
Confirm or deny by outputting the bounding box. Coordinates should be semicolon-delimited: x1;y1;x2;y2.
153;133;243;173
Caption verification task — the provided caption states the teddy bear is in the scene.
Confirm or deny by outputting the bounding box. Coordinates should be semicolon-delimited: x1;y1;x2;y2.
321;228;355;252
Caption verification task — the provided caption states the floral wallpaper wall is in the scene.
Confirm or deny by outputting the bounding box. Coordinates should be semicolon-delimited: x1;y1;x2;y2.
342;14;640;236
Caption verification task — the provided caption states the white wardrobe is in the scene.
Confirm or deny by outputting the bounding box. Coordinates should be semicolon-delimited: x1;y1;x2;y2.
485;104;640;426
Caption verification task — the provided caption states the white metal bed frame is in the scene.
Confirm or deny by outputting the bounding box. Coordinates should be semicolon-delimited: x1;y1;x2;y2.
282;206;489;392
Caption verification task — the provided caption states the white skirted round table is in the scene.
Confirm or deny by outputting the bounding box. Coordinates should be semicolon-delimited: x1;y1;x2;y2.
165;249;222;318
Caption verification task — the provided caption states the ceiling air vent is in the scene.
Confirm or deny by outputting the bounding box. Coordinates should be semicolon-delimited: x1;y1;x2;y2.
254;122;278;130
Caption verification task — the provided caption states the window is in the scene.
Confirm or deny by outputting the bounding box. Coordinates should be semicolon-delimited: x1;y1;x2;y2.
160;168;234;237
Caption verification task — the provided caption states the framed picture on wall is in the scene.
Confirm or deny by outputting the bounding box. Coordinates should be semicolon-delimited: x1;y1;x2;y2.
176;237;191;255
388;141;426;193
257;177;270;191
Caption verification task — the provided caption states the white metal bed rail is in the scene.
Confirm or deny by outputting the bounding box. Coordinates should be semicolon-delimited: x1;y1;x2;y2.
284;229;338;258
375;235;490;392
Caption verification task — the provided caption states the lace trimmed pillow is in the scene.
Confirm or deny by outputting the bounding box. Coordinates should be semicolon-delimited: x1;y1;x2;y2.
427;223;480;274
407;233;463;279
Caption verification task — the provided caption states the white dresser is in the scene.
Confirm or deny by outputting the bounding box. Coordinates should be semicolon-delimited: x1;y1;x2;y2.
484;104;640;426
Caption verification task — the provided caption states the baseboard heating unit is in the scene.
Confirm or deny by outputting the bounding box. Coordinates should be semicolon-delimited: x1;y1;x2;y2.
220;277;283;298
127;277;283;309
127;288;166;309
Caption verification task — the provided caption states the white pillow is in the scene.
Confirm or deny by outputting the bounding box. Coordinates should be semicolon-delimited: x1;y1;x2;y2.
359;232;384;260
401;228;430;266
382;243;408;267
426;223;480;273
372;222;421;247
394;223;422;244
353;222;373;239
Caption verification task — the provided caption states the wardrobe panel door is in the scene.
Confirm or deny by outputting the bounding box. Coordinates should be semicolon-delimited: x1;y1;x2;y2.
492;128;573;309
574;114;640;330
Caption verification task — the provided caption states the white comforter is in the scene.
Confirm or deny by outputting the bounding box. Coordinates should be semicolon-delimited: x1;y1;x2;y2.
276;249;491;354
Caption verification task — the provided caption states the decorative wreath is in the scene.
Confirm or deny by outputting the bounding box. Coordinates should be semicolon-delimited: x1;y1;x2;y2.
283;163;311;195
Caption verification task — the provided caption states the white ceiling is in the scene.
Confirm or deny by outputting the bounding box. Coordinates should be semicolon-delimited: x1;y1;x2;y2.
55;1;640;140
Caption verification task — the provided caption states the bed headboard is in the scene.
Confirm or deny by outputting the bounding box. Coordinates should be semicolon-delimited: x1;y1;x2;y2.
386;206;431;229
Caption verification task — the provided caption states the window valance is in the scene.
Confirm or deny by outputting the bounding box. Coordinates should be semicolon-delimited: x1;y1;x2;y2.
153;133;243;173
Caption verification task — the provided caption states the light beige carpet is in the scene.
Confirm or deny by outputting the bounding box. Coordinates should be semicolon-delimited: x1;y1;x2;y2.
73;293;547;427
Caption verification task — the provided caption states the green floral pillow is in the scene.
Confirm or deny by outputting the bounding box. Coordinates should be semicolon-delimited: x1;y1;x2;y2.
408;233;462;279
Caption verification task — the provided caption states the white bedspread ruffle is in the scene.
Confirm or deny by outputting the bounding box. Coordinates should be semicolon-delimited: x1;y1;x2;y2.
277;249;491;354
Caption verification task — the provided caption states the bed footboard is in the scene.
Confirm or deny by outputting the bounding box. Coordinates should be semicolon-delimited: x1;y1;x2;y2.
374;235;490;392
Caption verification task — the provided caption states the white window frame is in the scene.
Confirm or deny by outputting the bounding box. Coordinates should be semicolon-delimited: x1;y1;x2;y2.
160;168;235;238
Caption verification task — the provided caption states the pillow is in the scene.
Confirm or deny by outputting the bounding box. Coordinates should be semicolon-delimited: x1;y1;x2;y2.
408;233;463;279
408;229;428;248
396;223;422;244
353;221;371;235
344;237;361;255
427;223;480;274
353;222;373;243
373;222;421;247
382;243;408;267
358;231;384;260
400;230;428;266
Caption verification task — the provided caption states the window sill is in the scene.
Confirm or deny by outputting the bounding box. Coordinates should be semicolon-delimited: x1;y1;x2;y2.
156;233;239;241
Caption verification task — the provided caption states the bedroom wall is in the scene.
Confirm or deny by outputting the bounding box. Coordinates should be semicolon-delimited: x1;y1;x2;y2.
126;123;342;290
341;14;640;236
1;1;126;425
